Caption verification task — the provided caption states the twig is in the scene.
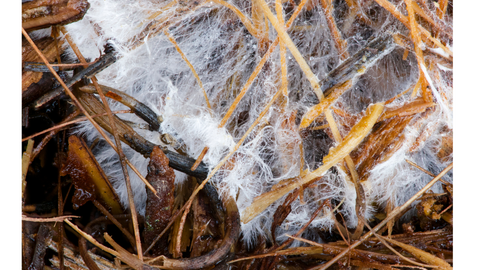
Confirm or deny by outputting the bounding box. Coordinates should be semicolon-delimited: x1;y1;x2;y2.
80;84;160;131
312;162;453;270
174;198;193;258
32;47;118;111
23;60;99;72
241;103;384;223
22;215;80;222
405;159;450;185
24;29;160;196
92;200;136;249
22;139;34;205
63;28;145;260
56;135;66;270
64;219;120;257
22;110;130;142
360;217;439;269
319;0;349;60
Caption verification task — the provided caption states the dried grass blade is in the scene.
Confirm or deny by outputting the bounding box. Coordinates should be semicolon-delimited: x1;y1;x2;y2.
405;159;450;185
381;236;451;269
164;29;212;111
22;110;130;142
276;0;288;97
313;162;453;270
22;215;79;222
360;217;440;269
241;103;384;223
192;0;309;167
256;0;322;96
405;0;431;104
64;220;119;257
62;28;144;259
22;139;34;203
319;0;349;60
436;0;448;19
412;1;451;38
212;0;259;39
104;233;145;270
299;80;353;129
373;0;452;57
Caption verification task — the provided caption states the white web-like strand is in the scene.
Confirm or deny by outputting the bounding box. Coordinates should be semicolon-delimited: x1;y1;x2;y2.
60;0;452;245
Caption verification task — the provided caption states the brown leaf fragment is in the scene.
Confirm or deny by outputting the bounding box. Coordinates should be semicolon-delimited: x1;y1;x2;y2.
61;135;123;214
144;146;176;256
22;0;90;31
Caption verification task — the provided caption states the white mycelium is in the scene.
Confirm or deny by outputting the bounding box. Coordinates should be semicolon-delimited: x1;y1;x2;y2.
62;0;452;246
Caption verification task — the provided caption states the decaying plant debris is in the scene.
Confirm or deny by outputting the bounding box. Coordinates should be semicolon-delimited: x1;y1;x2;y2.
22;0;452;269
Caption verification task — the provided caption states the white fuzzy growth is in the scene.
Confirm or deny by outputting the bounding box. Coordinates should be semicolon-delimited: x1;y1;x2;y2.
65;0;452;245
365;110;452;213
420;64;452;128
430;47;450;58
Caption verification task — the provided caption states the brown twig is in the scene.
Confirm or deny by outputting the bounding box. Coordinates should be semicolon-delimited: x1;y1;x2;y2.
360;217;439;268
64;219;120;257
63;27;145;260
22;110;130;142
405;159;451;185
312;162;452;270
92;200;136;249
319;0;349;60
22;28;154;196
22;215;80;222
174;198;193;258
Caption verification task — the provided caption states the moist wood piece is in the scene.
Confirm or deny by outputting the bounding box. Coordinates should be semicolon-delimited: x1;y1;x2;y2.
22;0;90;31
144;146;176;256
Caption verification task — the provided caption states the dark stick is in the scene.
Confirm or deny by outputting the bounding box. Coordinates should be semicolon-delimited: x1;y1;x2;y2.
80;84;161;131
76;90;209;179
33;48;118;110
